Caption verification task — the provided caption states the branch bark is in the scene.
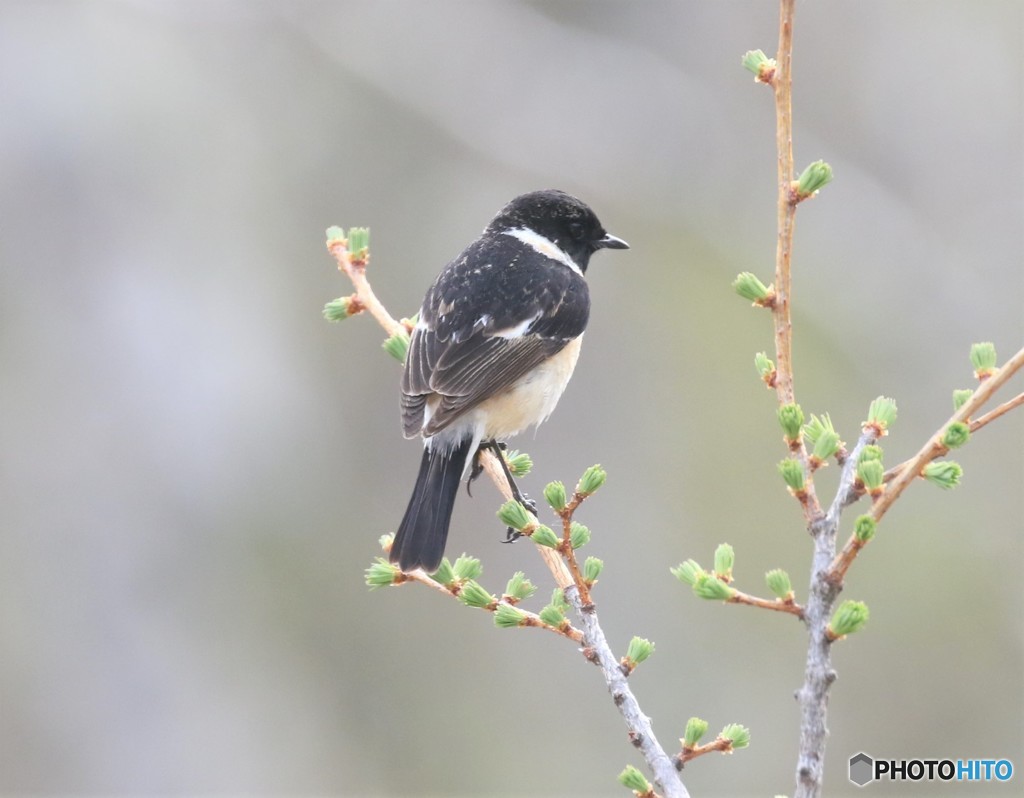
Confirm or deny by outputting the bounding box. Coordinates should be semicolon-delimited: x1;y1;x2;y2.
793;432;875;798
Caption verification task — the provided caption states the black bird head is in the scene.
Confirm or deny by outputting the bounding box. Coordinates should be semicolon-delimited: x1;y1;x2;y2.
487;189;629;273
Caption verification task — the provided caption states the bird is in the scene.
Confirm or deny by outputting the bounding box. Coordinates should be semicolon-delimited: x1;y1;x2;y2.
389;189;629;572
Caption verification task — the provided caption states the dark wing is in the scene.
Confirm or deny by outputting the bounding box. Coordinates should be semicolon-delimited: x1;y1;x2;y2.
401;235;589;438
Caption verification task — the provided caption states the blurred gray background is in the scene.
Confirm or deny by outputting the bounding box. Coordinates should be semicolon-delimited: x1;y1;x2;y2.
1;1;1021;796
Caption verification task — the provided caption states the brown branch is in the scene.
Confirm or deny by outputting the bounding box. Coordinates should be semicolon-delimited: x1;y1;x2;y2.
769;0;823;526
828;346;1024;582
675;737;739;766
327;235;405;338
771;0;796;410
970;390;1024;431
554;491;595;607
881;390;1024;485
867;344;1024;525
727;589;804;618
390;565;585;643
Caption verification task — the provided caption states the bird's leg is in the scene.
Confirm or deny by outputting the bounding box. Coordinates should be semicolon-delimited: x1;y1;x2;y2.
466;448;486;497
473;440;538;543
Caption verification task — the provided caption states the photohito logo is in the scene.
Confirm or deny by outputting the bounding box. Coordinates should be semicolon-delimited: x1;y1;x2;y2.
849;752;1014;787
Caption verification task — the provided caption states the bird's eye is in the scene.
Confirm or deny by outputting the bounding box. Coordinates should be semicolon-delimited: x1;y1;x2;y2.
568;222;585;241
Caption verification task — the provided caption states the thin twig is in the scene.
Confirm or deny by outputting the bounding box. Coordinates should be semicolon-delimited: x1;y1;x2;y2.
828;346;1024;581
769;0;823;526
676;737;738;765
556;492;595;607
881;390;1024;485
867;345;1024;524
393;566;584;643
327;237;405;338
771;1;796;410
970;390;1024;431
727;589;804;618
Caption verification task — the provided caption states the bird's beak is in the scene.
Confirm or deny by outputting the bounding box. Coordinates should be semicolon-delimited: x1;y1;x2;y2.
595;233;629;250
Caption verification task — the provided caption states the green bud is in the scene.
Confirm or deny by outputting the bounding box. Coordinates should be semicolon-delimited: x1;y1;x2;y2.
741;49;776;81
497;500;534;531
853;514;877;543
323;296;355;322
764;568;793;600
382;330;410;363
857;459;885;492
577;464;607;496
713;543;735;581
583;556;604;585
683;716;709;748
549;588;570;613
952;388;974;411
720;723;751;750
538;602;567;628
504;449;533;477
458;580;496;609
922;460;963;490
778;458;806;492
544;480;568;512
365;557;399;589
732;271;773;304
618;765;652;794
347;226;370;255
493;603;528;629
569;522;591;550
504;571;537;602
858;444;884;464
803;413;836;448
670;559;704;586
778;403;805;443
379;533;393;551
754;351;776;383
431;558;456;587
625;636;655;667
970;342;997;377
812;429;842;462
693;572;737;601
795;160;833;197
942;421;970;449
860;454;884;493
866;396;898;432
530;525;561;549
452;554;482;582
325;225;346;244
828;600;869;638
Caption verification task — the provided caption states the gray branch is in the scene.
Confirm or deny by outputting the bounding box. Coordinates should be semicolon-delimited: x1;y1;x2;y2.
794;431;877;798
566;586;690;798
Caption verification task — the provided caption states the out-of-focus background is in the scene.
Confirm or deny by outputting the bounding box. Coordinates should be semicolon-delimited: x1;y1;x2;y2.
1;2;1021;796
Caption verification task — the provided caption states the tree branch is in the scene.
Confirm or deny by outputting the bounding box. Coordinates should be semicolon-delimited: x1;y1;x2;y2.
569;586;690;798
866;345;1024;526
769;0;824;526
791;431;875;798
828;345;1024;581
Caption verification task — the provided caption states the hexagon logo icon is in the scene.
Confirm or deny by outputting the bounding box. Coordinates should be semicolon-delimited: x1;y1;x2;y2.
849;752;874;787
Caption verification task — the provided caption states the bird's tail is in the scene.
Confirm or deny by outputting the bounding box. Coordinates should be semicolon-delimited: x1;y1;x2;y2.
390;439;472;573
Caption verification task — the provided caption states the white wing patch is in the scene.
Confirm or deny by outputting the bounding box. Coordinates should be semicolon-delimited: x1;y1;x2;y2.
504;227;582;276
491;311;541;339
